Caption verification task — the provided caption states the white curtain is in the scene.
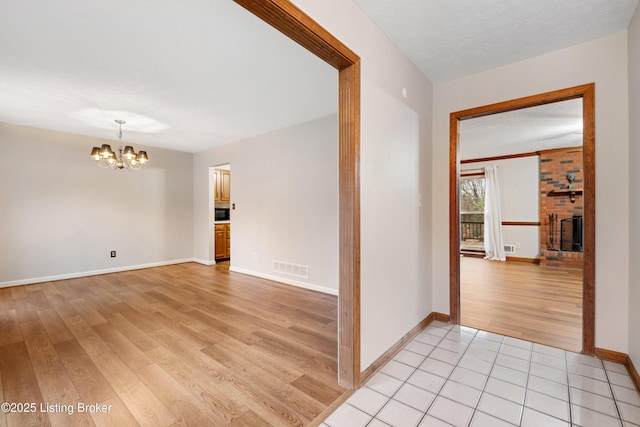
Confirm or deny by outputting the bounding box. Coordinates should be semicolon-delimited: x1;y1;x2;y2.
484;166;506;261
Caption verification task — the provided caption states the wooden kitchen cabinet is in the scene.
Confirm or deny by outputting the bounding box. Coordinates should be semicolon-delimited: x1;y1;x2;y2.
214;169;231;202
215;223;231;260
214;170;221;201
220;170;231;201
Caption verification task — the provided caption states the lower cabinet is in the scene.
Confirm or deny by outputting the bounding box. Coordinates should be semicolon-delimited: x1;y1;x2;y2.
215;224;230;260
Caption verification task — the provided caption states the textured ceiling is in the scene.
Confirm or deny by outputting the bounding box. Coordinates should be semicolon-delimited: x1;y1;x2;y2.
354;0;638;83
2;1;638;154
460;99;583;161
0;0;337;153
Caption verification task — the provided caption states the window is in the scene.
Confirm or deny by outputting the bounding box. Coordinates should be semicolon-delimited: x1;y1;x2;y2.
460;175;485;249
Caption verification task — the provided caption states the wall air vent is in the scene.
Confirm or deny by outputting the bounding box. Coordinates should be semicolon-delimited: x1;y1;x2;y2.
504;244;516;254
272;260;309;279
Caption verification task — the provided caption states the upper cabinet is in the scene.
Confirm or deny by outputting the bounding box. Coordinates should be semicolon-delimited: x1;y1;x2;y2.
220;170;231;201
214;170;221;201
214;169;231;202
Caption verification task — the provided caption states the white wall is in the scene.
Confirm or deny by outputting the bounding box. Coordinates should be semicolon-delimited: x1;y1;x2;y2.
0;122;194;286
461;156;540;259
628;7;640;369
193;115;339;293
433;32;630;352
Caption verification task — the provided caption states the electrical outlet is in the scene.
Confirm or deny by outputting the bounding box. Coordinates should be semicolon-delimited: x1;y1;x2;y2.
110;251;116;258
253;252;258;260
515;243;521;249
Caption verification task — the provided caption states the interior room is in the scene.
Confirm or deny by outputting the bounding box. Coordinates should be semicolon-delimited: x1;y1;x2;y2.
458;99;585;352
1;0;640;426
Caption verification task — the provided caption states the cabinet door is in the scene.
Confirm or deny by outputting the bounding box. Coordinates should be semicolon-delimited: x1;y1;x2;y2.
220;170;231;201
214;170;221;202
214;228;226;259
225;224;231;258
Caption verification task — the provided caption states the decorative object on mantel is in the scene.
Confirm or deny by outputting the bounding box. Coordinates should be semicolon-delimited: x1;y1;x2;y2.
545;173;582;203
90;120;149;170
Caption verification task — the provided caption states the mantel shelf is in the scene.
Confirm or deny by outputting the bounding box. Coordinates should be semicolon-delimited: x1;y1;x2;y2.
547;188;583;203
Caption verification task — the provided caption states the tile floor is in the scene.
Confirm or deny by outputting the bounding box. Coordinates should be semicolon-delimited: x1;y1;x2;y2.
321;321;640;427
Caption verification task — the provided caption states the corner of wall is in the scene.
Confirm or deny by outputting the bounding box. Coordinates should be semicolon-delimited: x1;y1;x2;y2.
627;2;640;368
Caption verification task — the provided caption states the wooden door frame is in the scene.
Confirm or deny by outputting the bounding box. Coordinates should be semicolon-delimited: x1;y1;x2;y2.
233;0;361;387
449;84;596;355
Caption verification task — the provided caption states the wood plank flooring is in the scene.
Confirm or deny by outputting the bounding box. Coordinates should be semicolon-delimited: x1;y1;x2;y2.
0;262;344;426
460;256;583;352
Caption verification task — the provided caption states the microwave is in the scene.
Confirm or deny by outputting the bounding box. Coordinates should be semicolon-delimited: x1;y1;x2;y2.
215;208;230;221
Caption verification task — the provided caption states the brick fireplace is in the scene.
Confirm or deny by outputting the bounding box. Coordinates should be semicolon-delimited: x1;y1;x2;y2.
539;148;583;269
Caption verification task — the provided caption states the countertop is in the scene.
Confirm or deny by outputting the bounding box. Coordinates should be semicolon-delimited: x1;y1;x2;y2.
214;220;231;224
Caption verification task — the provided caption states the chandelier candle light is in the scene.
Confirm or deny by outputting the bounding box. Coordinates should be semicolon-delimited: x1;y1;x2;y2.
90;120;149;170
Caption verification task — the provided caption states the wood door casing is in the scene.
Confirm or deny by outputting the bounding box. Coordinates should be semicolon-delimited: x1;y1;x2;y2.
233;0;361;388
449;83;595;355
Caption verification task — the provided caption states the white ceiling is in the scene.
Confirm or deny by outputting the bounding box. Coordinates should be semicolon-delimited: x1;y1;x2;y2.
354;0;638;83
2;1;637;154
459;98;583;161
0;0;337;153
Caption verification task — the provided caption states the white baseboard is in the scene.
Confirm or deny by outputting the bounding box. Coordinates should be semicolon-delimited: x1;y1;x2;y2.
191;258;216;266
229;266;338;295
0;260;337;296
0;258;195;289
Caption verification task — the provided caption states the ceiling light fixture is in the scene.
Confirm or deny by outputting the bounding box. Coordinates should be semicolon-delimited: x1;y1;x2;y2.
90;120;149;170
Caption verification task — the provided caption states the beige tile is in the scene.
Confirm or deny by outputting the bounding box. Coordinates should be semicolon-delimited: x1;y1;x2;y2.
427;396;474;427
376;399;424;427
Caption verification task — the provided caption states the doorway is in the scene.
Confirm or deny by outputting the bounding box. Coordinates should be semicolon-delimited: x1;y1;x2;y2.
231;0;361;387
449;84;595;354
212;164;231;265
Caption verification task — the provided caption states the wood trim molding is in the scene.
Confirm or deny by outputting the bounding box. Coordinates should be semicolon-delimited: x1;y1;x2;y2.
450;114;461;323
461;151;538;164
360;312;449;385
461;146;583;164
501;221;541;226
450;84;596;355
595;347;628;364
627;356;640;392
434;312;451;323
338;61;361;388
233;0;358;69
233;0;362;388
595;348;640;392
581;84;596;355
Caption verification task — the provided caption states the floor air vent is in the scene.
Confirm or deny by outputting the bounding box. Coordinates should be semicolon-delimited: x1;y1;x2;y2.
272;260;309;279
504;244;516;254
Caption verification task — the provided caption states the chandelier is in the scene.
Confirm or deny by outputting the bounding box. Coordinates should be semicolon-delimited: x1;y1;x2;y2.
90;120;149;170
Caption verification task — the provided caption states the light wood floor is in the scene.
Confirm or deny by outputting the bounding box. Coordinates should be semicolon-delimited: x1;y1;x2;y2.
461;257;583;352
0;262;344;426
